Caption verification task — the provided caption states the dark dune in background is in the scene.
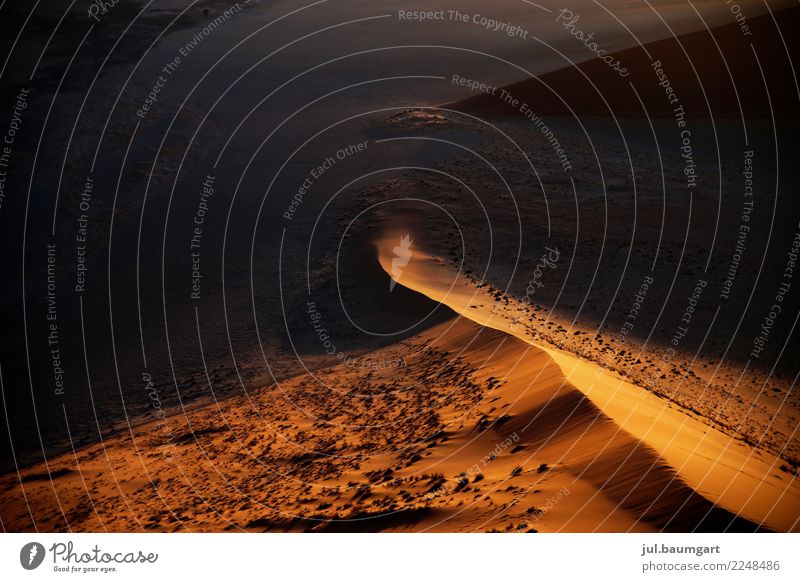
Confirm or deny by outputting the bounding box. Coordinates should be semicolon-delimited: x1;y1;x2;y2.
454;6;800;118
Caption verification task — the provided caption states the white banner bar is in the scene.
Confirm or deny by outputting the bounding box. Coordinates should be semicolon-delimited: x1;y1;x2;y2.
1;533;797;581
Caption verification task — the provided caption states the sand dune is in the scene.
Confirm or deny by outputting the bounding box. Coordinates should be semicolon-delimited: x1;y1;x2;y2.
1;234;796;532
375;233;800;532
1;0;797;540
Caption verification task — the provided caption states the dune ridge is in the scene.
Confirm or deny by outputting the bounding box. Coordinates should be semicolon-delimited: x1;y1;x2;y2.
374;233;800;532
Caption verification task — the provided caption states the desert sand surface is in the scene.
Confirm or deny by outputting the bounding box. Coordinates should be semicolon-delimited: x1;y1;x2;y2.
1;0;798;535
1;230;797;532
